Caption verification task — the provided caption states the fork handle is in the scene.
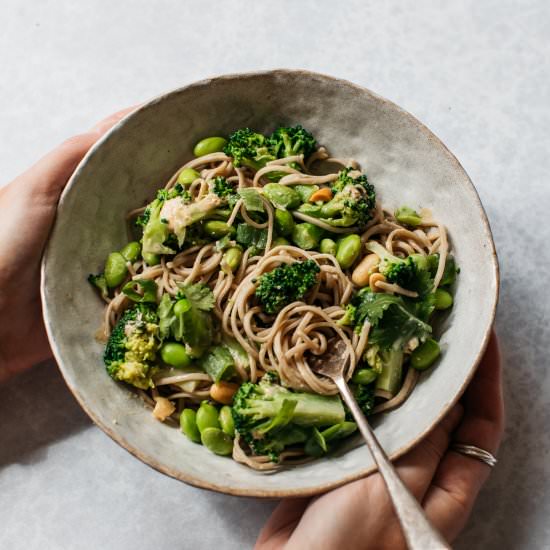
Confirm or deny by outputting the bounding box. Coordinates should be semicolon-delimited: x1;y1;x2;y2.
334;376;451;550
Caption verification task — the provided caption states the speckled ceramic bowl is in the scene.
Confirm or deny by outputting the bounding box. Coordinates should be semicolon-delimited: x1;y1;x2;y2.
41;70;499;497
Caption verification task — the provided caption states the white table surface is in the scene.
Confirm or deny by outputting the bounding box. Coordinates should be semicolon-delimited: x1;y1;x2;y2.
1;1;549;549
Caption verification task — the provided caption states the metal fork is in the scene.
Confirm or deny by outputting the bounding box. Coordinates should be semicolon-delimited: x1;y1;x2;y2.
313;342;450;550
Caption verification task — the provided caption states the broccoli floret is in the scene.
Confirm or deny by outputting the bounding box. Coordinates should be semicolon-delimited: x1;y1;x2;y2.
232;375;345;460
255;259;320;315
212;176;239;208
365;241;433;295
104;304;159;389
223;128;275;170
350;383;376;417
268;125;317;160
306;168;376;228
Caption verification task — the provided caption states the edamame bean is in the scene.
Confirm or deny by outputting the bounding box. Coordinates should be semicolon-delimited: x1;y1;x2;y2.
222;247;243;272
410;339;441;371
319;238;337;256
177;167;200;186
274;208;295;237
120;241;141;262
335;234;361;269
161;342;191;368
180;409;201;443
174;298;190;316
263;183;301;210
200;427;233;456
193;137;227;157
291;222;324;250
142;252;160;266
104;252;128;288
394;206;422;226
351;368;378;385
196;401;221;433
272;236;290;247
219;406;235;436
203;220;235;239
434;288;453;310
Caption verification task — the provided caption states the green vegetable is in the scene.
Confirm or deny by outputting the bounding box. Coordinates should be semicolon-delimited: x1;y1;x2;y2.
263;183;301;210
237;188;264;212
103;304;159;389
232;375;344;461
434;288;453;310
200;427;233;456
104;252;128;288
157;283;215;357
203;220;235;239
235;223;268;255
319;238;337;256
351;368;378;385
352;381;377;416
294;184;318;203
291;222;324;250
411;339;440;370
255;260;320;315
122;279;158;303
374;348;404;396
441;255;459;286
298;168;376;228
223;128;275;171
267;125;317;161
173;298;190;317
120;241;141;262
272;237;290;247
222;247;243;272
395;206;422;226
196;402;221;433
180;409;201;443
305;421;358;457
274;208;295;237
194;136;227;157
177;168;200;186
141;198;175;256
88;273;108;299
200;345;235;383
219;406;235;436
348;290;432;351
160;342;191;368
143;252;160;266
365;241;433;296
336;234;361;269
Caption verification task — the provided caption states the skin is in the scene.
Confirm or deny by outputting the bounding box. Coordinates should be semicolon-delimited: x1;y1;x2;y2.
0;111;504;547
0;107;135;382
256;333;504;549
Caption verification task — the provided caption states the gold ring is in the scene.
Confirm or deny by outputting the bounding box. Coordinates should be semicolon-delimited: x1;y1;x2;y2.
451;443;497;467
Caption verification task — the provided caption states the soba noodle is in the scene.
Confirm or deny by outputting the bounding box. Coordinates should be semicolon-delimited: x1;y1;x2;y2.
93;131;452;470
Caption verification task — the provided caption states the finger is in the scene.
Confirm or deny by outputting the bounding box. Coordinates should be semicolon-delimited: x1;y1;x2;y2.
255;498;310;550
422;331;504;541
393;402;464;501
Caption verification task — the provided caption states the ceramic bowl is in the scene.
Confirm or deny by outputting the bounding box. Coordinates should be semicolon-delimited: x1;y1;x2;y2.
41;70;499;497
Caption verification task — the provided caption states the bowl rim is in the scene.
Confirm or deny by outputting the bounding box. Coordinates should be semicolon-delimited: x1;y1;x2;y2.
40;68;500;498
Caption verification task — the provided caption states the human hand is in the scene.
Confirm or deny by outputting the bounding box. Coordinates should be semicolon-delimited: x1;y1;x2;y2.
256;333;504;549
0;108;136;382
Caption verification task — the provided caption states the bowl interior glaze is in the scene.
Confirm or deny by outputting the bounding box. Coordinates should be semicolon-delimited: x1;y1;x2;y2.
41;70;498;497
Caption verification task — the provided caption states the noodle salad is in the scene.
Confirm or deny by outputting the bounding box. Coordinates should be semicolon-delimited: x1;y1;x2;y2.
88;126;458;469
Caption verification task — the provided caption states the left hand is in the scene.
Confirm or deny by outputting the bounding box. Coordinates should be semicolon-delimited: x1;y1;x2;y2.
0;108;135;382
